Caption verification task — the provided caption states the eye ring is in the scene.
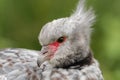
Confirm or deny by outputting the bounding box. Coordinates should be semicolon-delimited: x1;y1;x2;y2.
57;37;65;43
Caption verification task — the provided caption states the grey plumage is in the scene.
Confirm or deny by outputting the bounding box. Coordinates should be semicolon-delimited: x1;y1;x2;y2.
0;0;103;80
38;0;95;68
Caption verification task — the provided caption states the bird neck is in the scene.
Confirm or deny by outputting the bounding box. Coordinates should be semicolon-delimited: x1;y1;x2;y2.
59;51;93;70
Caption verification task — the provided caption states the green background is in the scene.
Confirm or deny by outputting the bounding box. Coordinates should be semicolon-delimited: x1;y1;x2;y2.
0;0;120;79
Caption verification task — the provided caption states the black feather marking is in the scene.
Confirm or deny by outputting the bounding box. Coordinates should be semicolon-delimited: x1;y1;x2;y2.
56;50;93;70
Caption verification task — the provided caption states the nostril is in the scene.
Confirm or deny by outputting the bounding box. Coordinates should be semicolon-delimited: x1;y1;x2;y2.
42;51;48;54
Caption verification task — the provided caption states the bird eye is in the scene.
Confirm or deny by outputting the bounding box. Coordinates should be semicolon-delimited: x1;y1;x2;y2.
57;37;65;43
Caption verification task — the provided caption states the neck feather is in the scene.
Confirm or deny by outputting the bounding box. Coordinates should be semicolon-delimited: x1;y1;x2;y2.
56;51;93;69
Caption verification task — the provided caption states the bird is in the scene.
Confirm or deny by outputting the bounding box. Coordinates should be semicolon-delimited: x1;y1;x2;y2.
0;0;104;80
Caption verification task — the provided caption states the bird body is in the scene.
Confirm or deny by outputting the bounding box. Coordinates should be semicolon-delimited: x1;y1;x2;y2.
0;0;104;80
0;48;103;80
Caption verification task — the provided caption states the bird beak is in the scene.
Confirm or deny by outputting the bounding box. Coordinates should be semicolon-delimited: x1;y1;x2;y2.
37;46;49;67
37;45;57;67
40;45;57;60
40;46;48;55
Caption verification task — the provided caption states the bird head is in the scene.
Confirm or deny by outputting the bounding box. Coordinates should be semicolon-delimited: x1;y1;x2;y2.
38;0;95;68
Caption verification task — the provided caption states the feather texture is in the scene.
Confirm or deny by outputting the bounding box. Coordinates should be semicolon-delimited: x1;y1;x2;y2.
0;48;103;80
0;0;104;80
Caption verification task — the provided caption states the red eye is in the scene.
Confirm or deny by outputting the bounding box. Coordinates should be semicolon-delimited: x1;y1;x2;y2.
57;37;66;43
49;36;66;48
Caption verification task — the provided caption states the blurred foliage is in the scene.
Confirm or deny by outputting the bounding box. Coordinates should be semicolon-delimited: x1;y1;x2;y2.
0;0;120;80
